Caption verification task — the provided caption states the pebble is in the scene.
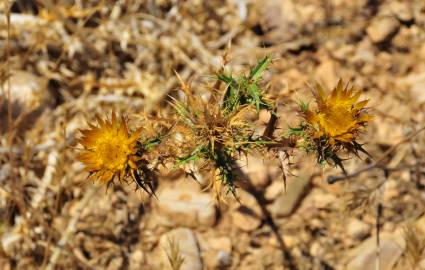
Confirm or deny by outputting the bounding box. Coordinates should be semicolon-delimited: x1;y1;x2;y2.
347;218;371;240
155;187;217;227
236;155;280;189
208;236;232;253
264;180;285;201
159;228;202;270
204;250;232;269
346;233;405;270
310;241;324;257
400;71;425;104
0;70;50;110
315;58;338;89
366;17;400;44
268;173;311;217
390;2;413;23
231;190;262;232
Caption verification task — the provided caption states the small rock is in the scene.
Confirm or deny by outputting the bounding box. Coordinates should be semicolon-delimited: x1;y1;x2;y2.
383;179;400;203
366;17;400;44
0;70;49;110
346;233;405;270
347;218;371;240
264;180;285;201
390;2;413;23
410;77;425;105
232;190;262;232
159;228;202;270
268;174;311;217
1;232;21;257
236;155;280;189
400;71;425;104
208;237;232;253
315;58;338;89
260;0;300;43
205;250;232;269
312;190;336;209
310;241;324;257
155;187;216;227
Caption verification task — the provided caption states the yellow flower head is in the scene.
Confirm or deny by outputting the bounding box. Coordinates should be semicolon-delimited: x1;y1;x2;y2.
304;80;372;145
77;113;142;183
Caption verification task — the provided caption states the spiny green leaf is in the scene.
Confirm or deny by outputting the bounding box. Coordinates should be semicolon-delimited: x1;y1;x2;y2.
174;144;207;168
247;83;261;112
249;55;272;82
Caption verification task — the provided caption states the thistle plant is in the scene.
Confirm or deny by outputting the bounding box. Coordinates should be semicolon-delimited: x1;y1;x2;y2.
75;56;373;199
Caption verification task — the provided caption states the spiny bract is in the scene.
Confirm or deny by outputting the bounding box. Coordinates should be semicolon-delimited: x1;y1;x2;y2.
77;113;142;183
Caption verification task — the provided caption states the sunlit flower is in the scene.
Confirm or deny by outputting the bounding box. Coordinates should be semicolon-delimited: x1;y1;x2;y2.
304;80;372;146
77;113;142;183
296;79;373;172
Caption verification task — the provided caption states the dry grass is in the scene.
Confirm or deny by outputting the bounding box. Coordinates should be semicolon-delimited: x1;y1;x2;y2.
1;0;425;269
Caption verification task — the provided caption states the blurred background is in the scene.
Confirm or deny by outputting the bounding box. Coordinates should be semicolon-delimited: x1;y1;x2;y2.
1;0;425;269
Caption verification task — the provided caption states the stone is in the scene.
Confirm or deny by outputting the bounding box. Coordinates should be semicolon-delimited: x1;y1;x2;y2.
390;2;413;23
315;58;338;89
232;190;262;232
204;250;232;269
268;174;311;217
0;70;50;110
366;17;400;44
236;155;280;189
208;237;232;253
310;241;324;257
155;187;216;227
312;190;337;209
159;228;202;270
383;179;400;203
346;233;405;270
399;71;425;104
205;237;232;268
264;180;285;201
409;76;425;104
347;218;371;240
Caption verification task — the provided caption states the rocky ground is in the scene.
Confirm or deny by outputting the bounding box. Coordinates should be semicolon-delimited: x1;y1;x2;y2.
1;0;425;269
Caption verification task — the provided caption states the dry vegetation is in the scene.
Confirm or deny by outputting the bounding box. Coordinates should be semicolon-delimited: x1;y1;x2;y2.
1;0;425;269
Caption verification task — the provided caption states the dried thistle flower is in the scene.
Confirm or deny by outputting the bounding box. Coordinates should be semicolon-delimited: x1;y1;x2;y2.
295;79;373;172
76;113;142;184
